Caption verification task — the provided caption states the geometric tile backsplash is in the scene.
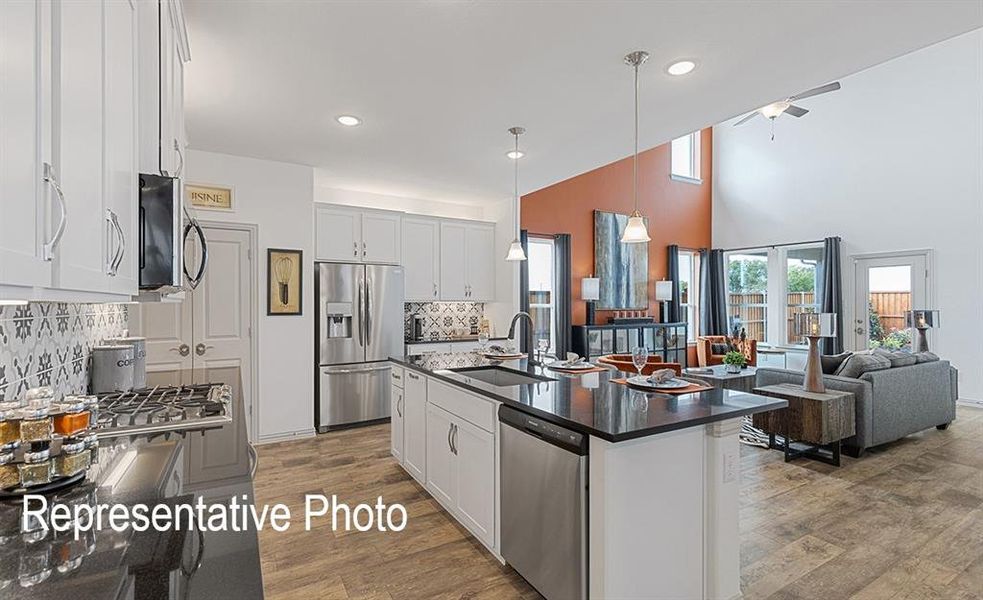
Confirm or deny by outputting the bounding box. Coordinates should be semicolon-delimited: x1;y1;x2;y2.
403;302;484;341
0;302;128;401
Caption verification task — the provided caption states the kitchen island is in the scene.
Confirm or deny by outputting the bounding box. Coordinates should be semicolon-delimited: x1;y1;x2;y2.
389;352;786;600
0;367;263;600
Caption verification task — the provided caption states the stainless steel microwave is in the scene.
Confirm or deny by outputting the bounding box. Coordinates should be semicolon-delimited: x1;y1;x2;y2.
138;174;207;292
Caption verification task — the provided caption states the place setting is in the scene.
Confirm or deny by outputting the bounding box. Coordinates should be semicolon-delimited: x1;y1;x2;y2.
545;353;609;374
611;347;713;395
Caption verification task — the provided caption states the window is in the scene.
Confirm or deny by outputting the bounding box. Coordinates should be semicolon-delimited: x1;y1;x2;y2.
670;131;701;182
527;238;555;356
785;246;823;345
727;251;768;343
678;250;700;341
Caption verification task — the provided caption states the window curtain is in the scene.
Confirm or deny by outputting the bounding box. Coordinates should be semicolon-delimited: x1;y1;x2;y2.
553;234;572;358
518;230;530;353
699;248;728;336
666;245;682;322
818;236;843;354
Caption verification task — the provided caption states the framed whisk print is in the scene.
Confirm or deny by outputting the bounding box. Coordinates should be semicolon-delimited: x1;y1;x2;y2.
267;248;303;315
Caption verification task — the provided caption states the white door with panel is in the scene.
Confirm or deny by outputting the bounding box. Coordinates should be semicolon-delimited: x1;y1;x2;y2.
853;253;928;352
453;416;495;547
465;223;495;301
390;386;404;461
315;207;361;262
439;222;468;300
402;370;427;484
133;226;255;439
425;403;457;507
401;217;440;301
361;212;401;264
0;0;53;291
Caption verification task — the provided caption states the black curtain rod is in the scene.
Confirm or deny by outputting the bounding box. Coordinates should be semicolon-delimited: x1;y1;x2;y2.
724;236;838;253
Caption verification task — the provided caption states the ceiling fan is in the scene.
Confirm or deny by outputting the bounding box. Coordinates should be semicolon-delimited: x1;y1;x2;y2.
733;81;841;139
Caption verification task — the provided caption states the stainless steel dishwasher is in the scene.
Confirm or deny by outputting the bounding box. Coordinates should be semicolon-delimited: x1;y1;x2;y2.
499;405;588;600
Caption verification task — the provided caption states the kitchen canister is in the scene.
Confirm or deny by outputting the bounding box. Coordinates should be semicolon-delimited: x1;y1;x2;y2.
103;336;147;389
89;345;135;394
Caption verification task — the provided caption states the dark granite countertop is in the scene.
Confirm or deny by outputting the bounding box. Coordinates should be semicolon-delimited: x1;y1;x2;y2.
404;335;509;345
0;367;263;600
391;352;787;442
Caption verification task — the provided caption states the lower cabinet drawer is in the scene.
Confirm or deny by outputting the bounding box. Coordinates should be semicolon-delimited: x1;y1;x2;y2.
427;378;495;433
406;343;452;356
390;364;405;388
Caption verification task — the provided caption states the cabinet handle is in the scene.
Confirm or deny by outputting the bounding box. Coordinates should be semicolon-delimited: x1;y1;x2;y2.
362;241;366;258
353;241;358;257
433;283;437;297
42;162;67;261
396;395;403;418
447;422;455;454
112;211;125;274
451;423;458;455
106;210;117;275
407;371;419;380
173;139;184;178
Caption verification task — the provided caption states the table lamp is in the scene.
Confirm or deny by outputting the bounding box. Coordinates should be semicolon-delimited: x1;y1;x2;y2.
582;276;600;325
794;312;837;393
655;280;674;324
905;309;940;352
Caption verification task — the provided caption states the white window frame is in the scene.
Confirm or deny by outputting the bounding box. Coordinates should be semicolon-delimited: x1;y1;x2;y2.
678;250;700;342
670;131;702;184
527;237;557;357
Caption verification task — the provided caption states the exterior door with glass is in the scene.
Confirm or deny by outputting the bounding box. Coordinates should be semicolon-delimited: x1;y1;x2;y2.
853;253;928;351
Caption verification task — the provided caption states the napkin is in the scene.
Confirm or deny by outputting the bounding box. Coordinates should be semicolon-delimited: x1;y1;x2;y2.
647;368;676;384
561;353;585;367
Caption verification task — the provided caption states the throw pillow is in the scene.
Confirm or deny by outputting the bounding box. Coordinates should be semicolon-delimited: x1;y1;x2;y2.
835;352;891;378
872;348;918;368
913;351;940;363
820;352;852;375
710;343;729;355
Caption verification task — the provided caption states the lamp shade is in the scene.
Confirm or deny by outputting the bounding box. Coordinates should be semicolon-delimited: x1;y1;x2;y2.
906;309;940;329
582;277;600;301
655;280;673;301
620;211;651;244
505;239;526;261
794;312;837;338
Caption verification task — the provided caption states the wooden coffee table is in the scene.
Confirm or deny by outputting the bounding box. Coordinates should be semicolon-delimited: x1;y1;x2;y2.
751;383;856;467
685;365;757;392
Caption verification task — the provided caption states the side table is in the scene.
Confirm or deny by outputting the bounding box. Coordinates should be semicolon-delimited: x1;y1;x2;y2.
752;383;856;466
684;365;757;392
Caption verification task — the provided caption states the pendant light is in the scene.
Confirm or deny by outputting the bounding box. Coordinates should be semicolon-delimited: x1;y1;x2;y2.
504;126;527;262
621;50;651;244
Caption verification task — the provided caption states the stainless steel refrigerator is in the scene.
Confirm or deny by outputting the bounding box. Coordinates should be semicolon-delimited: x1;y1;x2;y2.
316;263;404;431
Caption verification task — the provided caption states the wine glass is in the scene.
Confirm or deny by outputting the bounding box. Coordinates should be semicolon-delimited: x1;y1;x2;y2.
478;331;489;351
537;338;549;363
631;346;648;375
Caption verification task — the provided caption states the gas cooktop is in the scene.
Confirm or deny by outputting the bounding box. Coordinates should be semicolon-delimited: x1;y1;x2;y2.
94;383;233;439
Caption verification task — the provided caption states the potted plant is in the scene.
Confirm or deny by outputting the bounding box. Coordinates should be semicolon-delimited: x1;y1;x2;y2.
723;351;747;374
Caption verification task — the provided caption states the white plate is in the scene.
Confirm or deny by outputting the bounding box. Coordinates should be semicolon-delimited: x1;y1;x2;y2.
626;376;691;390
482;352;524;360
547;361;594;371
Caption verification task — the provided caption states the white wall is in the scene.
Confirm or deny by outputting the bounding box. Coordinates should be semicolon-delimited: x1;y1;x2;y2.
187;150;316;441
315;177;485;221
713;30;983;400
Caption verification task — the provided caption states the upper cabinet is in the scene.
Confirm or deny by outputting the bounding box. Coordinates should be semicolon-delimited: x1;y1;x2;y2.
0;0;186;303
402;217;440;301
440;221;495;302
314;204;401;264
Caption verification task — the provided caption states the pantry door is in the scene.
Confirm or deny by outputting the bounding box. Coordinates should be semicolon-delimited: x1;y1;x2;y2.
133;223;257;441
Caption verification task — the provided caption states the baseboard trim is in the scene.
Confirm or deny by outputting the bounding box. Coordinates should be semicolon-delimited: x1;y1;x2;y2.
957;398;983;409
256;428;317;445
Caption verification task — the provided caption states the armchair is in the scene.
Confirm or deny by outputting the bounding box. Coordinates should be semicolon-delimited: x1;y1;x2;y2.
696;336;757;367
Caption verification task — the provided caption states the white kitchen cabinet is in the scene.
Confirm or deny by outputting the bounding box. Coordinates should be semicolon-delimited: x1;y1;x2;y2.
402;370;427;484
401;217;440;300
439;220;495;301
390;386;404;462
453;417;496;547
0;0;53;294
439;221;468;300
315;204;401;264
425;402;457;507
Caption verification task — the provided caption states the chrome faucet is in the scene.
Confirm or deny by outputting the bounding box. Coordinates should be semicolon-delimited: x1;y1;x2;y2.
507;312;539;365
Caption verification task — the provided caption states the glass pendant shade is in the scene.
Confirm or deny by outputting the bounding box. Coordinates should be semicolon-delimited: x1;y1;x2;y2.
505;239;526;261
620;211;650;243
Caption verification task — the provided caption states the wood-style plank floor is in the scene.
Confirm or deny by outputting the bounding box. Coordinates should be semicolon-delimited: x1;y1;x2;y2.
254;406;983;600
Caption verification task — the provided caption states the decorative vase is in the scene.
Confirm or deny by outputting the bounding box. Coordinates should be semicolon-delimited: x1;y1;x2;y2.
725;363;741;374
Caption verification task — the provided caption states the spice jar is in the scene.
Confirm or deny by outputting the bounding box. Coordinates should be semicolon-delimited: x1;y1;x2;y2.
82;396;99;428
18;445;52;488
53;440;90;478
0;401;20;451
53;398;89;437
0;453;17;490
83;434;99;464
20;388;53;444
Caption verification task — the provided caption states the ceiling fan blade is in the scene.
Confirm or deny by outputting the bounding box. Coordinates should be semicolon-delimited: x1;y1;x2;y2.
790;81;841;101
785;105;809;117
733;111;760;126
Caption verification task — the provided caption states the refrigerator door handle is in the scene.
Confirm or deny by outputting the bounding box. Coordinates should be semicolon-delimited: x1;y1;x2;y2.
357;276;364;347
365;277;372;346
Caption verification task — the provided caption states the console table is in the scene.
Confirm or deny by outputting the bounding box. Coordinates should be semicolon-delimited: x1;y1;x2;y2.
751;383;856;466
572;322;688;367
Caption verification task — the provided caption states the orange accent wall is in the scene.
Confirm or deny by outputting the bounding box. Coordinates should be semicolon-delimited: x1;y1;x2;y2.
521;128;712;363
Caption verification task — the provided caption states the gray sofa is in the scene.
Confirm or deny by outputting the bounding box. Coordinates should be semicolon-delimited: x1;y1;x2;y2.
755;360;957;457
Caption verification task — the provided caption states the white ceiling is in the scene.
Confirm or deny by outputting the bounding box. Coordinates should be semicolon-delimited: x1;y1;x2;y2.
183;1;982;205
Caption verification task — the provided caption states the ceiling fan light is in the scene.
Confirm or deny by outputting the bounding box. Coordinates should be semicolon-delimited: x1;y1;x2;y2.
759;101;789;119
620;211;651;244
505;239;527;261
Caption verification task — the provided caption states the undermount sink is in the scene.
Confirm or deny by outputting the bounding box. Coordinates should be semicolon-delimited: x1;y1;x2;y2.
450;366;555;387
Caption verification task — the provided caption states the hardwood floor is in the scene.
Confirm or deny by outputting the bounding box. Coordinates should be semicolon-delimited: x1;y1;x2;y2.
254;406;983;600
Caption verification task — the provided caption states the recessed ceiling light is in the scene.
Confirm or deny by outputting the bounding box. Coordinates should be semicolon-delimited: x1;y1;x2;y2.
506;150;525;159
336;115;362;127
666;60;696;76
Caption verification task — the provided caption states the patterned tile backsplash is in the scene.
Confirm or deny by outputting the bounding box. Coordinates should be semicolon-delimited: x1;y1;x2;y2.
404;302;484;340
0;302;128;401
